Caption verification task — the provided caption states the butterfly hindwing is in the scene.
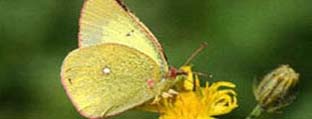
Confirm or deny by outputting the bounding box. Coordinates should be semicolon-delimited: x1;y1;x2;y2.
61;44;162;118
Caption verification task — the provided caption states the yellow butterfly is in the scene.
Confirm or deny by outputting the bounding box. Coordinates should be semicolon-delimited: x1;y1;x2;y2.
61;0;192;118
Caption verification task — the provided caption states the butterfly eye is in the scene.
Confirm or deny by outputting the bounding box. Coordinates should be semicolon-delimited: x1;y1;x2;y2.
102;67;111;75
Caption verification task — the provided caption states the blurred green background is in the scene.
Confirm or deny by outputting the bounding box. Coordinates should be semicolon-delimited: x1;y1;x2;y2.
0;0;311;119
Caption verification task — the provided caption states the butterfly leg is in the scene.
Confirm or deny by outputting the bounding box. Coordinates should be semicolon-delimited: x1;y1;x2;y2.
151;95;161;104
168;89;179;95
161;89;179;98
150;89;179;104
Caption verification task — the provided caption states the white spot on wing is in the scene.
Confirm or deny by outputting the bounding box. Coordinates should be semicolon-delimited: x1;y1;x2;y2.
103;67;111;75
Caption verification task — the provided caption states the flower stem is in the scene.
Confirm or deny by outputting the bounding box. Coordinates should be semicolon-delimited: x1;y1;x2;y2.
245;104;263;119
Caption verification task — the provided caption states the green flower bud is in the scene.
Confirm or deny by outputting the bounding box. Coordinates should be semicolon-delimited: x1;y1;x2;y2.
254;65;299;112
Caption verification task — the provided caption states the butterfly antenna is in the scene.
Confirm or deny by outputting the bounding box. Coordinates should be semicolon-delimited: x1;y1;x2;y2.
193;71;213;79
183;42;208;66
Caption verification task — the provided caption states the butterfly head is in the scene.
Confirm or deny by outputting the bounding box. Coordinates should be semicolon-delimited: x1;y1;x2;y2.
167;67;188;79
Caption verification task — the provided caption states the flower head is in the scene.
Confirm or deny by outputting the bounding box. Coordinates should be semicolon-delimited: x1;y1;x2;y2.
142;66;238;119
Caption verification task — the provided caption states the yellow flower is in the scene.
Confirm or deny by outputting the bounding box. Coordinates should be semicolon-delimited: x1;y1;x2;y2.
142;66;238;119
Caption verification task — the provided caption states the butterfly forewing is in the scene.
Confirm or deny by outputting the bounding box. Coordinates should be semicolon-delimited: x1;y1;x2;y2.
79;0;168;73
